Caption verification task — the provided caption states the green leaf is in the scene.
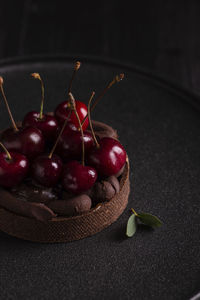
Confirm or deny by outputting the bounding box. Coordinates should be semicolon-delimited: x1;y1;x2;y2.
137;213;162;228
126;214;137;237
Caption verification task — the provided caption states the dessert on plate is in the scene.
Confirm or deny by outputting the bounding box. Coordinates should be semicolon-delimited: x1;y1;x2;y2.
0;62;130;242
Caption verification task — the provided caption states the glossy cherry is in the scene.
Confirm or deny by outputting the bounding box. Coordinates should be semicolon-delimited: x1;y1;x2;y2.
23;73;59;141
29;107;73;187
55;99;89;130
0;143;29;188
87;137;126;177
0;76;45;159
1;126;45;159
31;154;62;187
62;160;97;194
23;111;58;141
60;121;78;135
56;130;94;161
55;61;88;129
62;92;97;193
86;91;126;177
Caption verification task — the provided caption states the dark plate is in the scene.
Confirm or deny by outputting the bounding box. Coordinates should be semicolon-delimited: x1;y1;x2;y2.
0;55;199;300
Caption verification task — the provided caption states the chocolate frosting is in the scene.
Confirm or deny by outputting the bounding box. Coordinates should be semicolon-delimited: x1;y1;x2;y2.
10;181;60;204
48;194;92;216
0;188;56;222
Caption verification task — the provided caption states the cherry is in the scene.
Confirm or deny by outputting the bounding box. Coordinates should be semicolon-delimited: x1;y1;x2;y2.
59;121;78;135
30;108;75;187
86;91;126;177
62;161;97;194
62;92;97;193
87;137;126;177
0;142;29;188
31;154;62;187
23;73;59;141
56;130;93;161
55;99;89;130
23;111;58;141
55;61;89;130
1;127;45;159
0;77;45;159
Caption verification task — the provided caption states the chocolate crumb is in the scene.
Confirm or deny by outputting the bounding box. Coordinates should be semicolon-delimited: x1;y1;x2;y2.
91;181;115;205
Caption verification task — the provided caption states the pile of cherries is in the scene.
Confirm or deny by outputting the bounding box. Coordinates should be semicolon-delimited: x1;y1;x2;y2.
0;63;126;196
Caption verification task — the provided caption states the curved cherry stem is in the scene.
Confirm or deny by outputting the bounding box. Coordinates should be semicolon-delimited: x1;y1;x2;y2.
0;76;18;132
68;61;81;94
31;73;45;119
68;92;85;166
0;142;12;160
87;91;99;148
49;110;72;159
81;73;124;128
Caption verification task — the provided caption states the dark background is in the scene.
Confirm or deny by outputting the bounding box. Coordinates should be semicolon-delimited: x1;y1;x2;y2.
0;0;200;92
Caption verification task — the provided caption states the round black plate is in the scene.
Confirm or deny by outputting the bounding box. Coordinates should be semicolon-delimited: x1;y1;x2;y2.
0;56;199;300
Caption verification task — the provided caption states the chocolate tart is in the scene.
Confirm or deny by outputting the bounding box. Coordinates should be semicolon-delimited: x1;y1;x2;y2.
0;121;130;243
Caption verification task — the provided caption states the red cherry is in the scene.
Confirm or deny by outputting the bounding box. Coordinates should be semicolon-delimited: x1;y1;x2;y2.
60;121;78;135
22;73;59;141
1;126;45;159
61;93;97;194
87;137;126;177
56;130;94;161
23;111;59;141
86;93;126;178
55;100;89;130
0;77;45;159
55;61;85;129
31;154;62;187
62;160;97;194
0;150;29;188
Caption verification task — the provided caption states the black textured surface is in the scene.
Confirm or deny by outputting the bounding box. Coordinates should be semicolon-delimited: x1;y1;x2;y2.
0;57;199;300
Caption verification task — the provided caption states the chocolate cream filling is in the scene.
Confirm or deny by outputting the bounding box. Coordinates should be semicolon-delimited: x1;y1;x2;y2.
0;188;56;222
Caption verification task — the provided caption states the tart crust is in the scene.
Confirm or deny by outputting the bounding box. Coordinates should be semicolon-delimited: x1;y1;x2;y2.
0;160;129;243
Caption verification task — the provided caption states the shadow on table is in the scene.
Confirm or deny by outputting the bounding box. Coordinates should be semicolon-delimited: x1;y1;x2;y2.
108;223;154;243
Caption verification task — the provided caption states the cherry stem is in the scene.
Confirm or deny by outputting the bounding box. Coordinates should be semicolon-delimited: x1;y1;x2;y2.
48;110;72;159
31;73;44;119
87;91;99;148
81;73;124;128
131;208;138;217
0;77;18;132
0;142;12;160
68;61;81;94
68;92;85;166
